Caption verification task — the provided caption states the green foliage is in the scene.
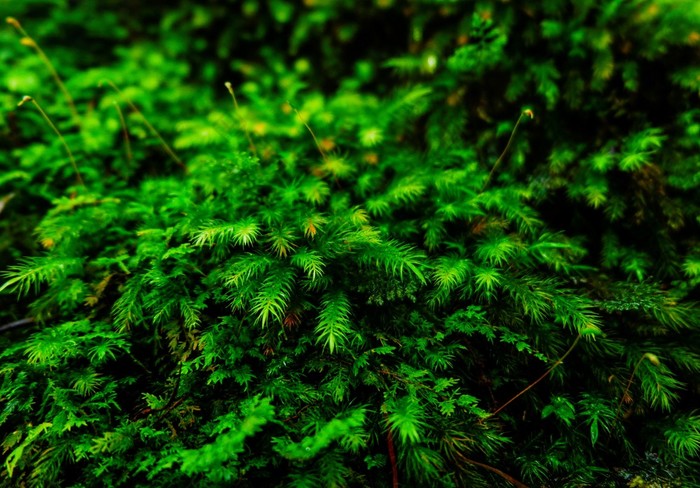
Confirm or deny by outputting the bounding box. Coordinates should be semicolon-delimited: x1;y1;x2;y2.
1;1;700;487
168;396;275;481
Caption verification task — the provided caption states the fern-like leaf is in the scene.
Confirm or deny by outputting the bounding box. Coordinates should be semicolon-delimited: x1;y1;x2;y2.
386;396;427;445
0;256;83;297
192;217;261;248
316;291;352;354
358;240;426;283
664;413;700;459
291;247;325;281
251;266;295;327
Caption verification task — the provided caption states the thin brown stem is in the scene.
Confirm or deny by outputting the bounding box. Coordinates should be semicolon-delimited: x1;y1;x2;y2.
225;82;258;158
112;101;133;164
605;353;659;448
483;334;581;422
125;350;152;375
18;96;84;188
100;79;185;171
616;356;644;421
384;412;399;488
157;363;183;421
291;102;327;162
481;109;533;191
6;17;29;37
460;455;530;488
614;353;658;423
0;317;35;333
7;18;80;126
0;192;16;216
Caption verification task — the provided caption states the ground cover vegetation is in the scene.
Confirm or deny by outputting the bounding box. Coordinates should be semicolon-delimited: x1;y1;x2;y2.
1;0;699;486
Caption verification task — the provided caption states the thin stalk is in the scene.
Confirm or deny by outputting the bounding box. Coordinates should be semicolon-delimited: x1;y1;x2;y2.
100;79;185;171
0;317;35;333
156;362;183;421
18;96;84;188
458;454;530;488
7;17;80;126
112;101;133;164
605;353;659;448
383;412;399;488
0;192;16;216
291;102;328;162
483;333;581;422
225;81;258;158
481;109;533;191
615;353;659;422
5;17;29;37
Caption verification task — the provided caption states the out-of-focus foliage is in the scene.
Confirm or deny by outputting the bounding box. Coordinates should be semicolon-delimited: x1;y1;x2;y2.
1;1;699;487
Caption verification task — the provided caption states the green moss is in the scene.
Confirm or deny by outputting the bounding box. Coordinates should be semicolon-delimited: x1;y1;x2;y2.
1;1;699;486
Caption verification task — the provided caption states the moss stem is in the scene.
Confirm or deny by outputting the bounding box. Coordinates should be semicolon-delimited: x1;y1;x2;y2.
18;96;84;188
112;101;133;165
7;18;81;127
225;82;259;159
482;109;533;191
100;79;185;171
484;333;580;422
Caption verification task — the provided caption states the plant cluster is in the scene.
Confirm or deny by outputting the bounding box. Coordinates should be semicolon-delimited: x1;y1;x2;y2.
1;1;699;487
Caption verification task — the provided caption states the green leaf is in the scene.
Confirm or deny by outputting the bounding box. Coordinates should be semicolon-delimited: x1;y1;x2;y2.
274;407;366;460
5;423;52;478
191;217;261;248
619;152;649;172
541;396;576;427
315;291;352;354
358;240;426;283
0;256;83;297
386;396;427;445
291;247;325;281
664;414;700;459
251;266;295;327
175;397;275;479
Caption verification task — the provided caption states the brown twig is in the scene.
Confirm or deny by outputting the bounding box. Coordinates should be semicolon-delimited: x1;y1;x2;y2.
290;101;328;162
444;433;529;487
157;362;183;420
606;352;660;448
481;109;533;191
461;455;530;488
18;96;84;188
482;334;581;423
0;317;36;333
225;82;258;158
0;192;16;216
615;353;658;420
100;79;185;171
111;101;132;165
384;412;399;488
282;403;317;423
7;17;80;127
131;363;183;421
